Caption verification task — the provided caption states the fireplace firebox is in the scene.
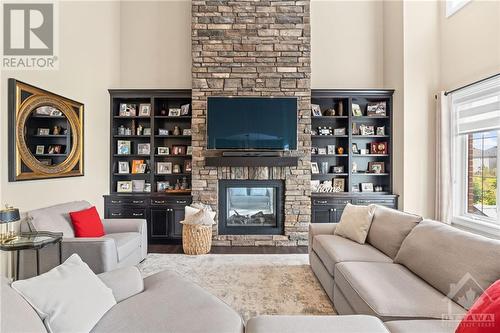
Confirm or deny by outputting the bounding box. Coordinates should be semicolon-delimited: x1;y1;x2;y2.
218;180;284;235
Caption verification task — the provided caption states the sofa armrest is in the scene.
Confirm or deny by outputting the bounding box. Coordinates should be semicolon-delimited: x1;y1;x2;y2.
102;218;148;260
308;223;337;253
98;266;144;303
62;237;117;274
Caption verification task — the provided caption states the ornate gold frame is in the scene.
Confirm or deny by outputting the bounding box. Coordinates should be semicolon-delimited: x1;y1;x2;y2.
9;80;84;181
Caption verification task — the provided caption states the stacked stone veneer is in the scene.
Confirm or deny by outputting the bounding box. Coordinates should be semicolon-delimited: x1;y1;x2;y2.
191;0;311;246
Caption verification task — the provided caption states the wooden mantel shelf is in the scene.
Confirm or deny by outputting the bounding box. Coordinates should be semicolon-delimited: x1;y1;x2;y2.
205;156;299;167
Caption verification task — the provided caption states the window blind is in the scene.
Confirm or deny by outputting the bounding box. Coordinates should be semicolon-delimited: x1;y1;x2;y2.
453;75;500;135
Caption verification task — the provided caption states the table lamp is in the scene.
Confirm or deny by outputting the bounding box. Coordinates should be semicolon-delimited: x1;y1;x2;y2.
0;205;21;243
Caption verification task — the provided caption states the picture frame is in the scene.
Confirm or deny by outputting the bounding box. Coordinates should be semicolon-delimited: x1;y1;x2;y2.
132;180;146;193
367;101;387;117
318;148;327;155
39;158;52;166
119;103;137;117
361;182;374;192
352;184;360;192
157;181;170;192
310;180;320;192
131;160;145;174
370;141;388;154
352;143;359;154
137;143;150;155
35;145;44;155
157;162;172;174
37;128;50;136
173;164;181;174
327;145;336;155
360;125;375;136
139;104;151;117
157;147;170;155
332;178;345;192
47;145;63;154
186;146;193;155
172;145;187;155
311;104;322;117
117;181;133;193
352;123;360;135
182;128;192;136
118;161;129;174
144;183;152;193
184;160;192;173
117;140;131;155
143;128;151;136
180;104;190;116
368;162;385;174
360;148;369;155
352;103;362;116
318;127;332;136
158;128;170;136
311;147;318;155
168;108;181;117
333;166;344;174
376;126;385;136
311;162;320;174
333;128;346;136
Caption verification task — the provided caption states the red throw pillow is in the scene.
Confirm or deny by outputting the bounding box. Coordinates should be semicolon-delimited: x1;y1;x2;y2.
69;206;105;237
456;279;500;333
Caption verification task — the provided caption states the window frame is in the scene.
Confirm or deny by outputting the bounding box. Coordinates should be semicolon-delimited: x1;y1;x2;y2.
446;0;471;18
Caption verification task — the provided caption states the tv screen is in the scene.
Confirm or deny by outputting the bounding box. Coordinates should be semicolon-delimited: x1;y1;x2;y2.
207;97;297;150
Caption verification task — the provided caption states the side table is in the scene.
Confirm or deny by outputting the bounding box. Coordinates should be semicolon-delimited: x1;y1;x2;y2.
0;231;63;280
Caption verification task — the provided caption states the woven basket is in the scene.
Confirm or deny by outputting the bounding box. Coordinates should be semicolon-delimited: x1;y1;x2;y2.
182;224;212;255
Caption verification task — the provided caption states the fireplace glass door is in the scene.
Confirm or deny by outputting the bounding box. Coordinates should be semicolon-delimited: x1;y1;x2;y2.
226;187;277;227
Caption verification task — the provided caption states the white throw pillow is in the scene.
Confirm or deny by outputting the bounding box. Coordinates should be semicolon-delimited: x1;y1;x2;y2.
12;254;116;333
182;204;216;225
334;204;376;244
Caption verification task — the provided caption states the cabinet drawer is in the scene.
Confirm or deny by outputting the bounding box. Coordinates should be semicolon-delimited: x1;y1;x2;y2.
313;198;351;206
106;197;147;206
150;198;192;206
108;208;146;219
356;198;396;208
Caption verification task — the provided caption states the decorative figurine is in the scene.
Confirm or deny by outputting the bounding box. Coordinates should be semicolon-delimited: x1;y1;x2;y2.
337;146;344;155
173;126;181;136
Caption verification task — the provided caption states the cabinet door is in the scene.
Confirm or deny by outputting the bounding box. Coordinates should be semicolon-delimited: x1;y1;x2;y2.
332;206;345;223
169;205;186;238
312;206;333;223
150;209;169;239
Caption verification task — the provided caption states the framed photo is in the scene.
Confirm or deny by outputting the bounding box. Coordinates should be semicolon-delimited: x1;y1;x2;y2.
119;103;137;117
333;166;344;174
352;143;359;154
186;146;193;155
361;182;374;192
139;104;151;116
137;143;150;155
352;184;360;192
157;181;170;192
311;162;320;174
117;140;131;155
367;101;387;117
143;128;151;136
370;141;388;154
311;104;322;117
35;145;44;155
184;160;192;173
168;108;181;117
173;164;181;174
132;180;146;193
318;127;332;136
352;123;360;135
118;161;129;174
318;148;327;155
327;145;335;155
131;160;145;174
182;128;192;136
144;183;152;193
157;162;172;174
333;128;346;136
117;181;133;193
37;128;50;136
47;145;63;154
368;162;385;174
360;148;369;155
352;103;362;116
360;125;375;136
376;126;385;135
158;128;169;136
311;147;318;155
157;147;170;155
39;158;52;166
332;178;345;192
180;104;190;116
172;145;187;155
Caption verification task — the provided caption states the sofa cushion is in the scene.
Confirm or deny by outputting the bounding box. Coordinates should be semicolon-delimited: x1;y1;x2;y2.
367;205;422;259
334;204;375;244
334;262;466;321
91;269;244;333
384;320;459;333
105;232;141;261
395;220;500;309
24;201;91;237
312;234;392;276
246;315;390;333
1;277;47;333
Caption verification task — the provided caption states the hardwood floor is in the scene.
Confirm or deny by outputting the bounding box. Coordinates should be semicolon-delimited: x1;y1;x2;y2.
148;244;308;254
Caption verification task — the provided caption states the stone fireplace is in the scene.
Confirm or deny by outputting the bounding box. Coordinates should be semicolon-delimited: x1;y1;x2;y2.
191;0;311;246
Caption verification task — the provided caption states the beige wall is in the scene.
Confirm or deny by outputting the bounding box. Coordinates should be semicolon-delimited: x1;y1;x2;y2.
0;1;121;214
119;1;191;88
311;0;384;88
440;0;500;91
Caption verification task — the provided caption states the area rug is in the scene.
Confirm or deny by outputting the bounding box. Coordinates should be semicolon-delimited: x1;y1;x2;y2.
138;253;336;322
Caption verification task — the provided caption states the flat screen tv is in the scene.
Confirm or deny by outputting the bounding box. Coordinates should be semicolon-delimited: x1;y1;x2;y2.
207;97;297;150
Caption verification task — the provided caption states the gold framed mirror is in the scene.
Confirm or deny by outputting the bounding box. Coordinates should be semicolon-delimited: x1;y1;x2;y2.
8;79;84;181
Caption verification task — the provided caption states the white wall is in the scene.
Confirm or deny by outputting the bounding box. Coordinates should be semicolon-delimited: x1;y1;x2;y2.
0;1;121;214
119;1;191;88
311;0;384;88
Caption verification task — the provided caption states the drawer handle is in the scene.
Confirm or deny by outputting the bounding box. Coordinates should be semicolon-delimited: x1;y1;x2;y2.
316;200;328;204
132;200;144;204
111;200;122;204
176;200;187;204
154;200;165;204
133;213;143;217
111;213;122;217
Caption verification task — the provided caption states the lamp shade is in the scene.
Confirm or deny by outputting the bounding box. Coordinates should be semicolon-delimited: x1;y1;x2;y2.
0;208;20;223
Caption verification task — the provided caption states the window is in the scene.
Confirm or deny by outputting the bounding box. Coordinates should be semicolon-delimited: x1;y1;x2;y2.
446;0;471;18
452;75;500;230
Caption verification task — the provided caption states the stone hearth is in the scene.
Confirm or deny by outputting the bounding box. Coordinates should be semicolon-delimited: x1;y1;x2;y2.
191;0;311;246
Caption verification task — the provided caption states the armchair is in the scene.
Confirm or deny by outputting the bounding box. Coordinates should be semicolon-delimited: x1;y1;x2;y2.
19;201;147;278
